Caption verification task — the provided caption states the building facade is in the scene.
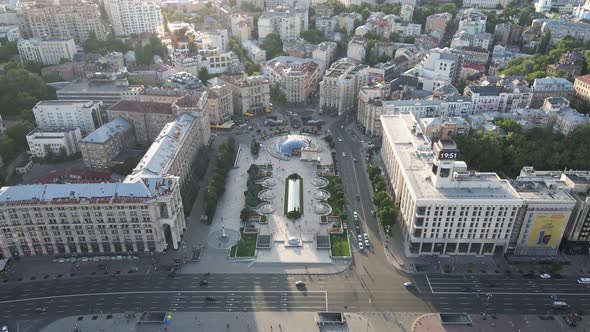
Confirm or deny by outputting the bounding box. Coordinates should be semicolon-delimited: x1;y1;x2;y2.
17;0;106;42
79;117;134;169
574;74;590;102
207;84;234;124
33;100;101;135
17;38;77;65
26;127;82;159
532;77;574;107
217;74;271;114
258;7;308;43
56;78;144;109
104;0;163;37
263;56;321;105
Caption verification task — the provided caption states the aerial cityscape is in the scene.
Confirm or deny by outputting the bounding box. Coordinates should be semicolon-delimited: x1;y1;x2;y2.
0;0;590;330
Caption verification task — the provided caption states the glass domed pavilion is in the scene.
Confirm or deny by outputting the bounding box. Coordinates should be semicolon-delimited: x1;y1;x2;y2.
280;137;309;156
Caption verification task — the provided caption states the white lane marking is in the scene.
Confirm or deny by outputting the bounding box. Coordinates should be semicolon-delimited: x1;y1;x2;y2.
425;275;435;294
0;290;328;305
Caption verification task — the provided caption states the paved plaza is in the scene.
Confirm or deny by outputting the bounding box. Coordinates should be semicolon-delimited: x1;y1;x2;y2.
203;134;338;265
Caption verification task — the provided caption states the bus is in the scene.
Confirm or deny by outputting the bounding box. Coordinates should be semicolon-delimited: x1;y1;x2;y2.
577;278;590;284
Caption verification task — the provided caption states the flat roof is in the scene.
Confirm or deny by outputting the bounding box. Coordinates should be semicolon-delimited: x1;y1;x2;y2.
108;100;174;115
58;79;131;94
380;113;521;201
82;117;130;143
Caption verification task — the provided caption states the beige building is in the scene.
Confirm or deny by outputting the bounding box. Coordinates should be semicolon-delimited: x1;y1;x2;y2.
80;117;134;169
419;117;471;140
104;0;163;37
107;100;177;147
217;74;271;114
17;38;77;65
17;0;106;42
346;35;367;64
263;57;321;105
574;74;590;102
425;12;452;34
207;84;234;124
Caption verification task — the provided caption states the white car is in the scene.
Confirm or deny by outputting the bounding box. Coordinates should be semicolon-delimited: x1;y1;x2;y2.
358;241;364;249
403;282;414;287
540;273;551;279
2;326;7;332
364;239;370;247
337;137;343;142
357;234;362;241
342;152;346;157
353;211;358;219
363;233;368;240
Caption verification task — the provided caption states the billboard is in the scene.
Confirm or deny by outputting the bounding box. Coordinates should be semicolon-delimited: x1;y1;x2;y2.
525;213;568;247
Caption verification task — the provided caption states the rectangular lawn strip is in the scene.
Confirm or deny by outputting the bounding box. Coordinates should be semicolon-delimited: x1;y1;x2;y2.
230;231;258;257
299;177;304;215
330;233;350;257
284;179;289;215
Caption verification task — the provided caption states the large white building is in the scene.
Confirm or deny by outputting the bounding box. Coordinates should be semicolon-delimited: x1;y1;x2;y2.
17;0;106;42
33;100;101;135
104;0;163;37
258;7;308;43
17;38;77;65
464;79;532;113
26;127;82;159
381;113;523;256
404;48;462;92
56;78;143;108
457;8;487;35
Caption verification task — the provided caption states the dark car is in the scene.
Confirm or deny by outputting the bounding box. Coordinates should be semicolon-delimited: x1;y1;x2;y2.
206;296;217;302
199;280;208;286
35;307;47;313
459;287;471;292
167;272;177;278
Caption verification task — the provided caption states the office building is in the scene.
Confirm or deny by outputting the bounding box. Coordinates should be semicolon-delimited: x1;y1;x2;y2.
404;48;462;92
17;38;76;65
26;127;82;159
33;100;100;135
258;7;308;43
56;78;144;108
381;113;523;256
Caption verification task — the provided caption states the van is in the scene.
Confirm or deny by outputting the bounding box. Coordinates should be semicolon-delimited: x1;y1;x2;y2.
552;301;570;309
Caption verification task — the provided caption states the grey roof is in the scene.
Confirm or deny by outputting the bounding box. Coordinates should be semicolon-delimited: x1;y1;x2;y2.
82;117;130;144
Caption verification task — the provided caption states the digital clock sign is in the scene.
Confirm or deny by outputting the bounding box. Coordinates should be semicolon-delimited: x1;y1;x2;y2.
438;151;459;160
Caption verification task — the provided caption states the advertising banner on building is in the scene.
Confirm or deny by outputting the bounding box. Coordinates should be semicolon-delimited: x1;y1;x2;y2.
526;213;567;247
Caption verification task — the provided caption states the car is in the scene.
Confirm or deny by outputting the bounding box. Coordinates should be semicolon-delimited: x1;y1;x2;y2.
540;273;551;279
403;282;414;287
363;233;368;240
35;307;47;313
199;280;208;286
295;281;305;287
364;239;370;247
353;211;358;219
206;296;217;302
2;326;8;332
342;152;346;157
358;241;364;250
370;210;376;216
353;158;357;162
337;137;343;142
459;287;471;292
357;234;362;241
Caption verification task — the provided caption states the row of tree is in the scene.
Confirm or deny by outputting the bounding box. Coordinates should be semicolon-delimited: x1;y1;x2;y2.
203;138;236;223
367;164;397;231
455;120;590;177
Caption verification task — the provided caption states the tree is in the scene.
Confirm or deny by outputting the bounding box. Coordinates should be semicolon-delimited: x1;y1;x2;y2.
5;121;33;148
538;31;551;55
0;41;18;63
240;208;250;221
0;136;16;161
261;33;283;59
403;36;415;44
361;7;370;20
373;191;389;207
198;67;210;84
301;29;325;44
0;65;54;116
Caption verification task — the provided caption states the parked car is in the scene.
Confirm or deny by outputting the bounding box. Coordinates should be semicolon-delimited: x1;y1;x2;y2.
358;241;364;250
403;282;414;287
199;280;208;286
295;281;305;287
540;273;551;279
364;239;370;247
35;307;47;313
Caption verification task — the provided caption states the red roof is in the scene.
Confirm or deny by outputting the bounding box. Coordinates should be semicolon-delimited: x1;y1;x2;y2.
462;62;484;71
575;74;590;84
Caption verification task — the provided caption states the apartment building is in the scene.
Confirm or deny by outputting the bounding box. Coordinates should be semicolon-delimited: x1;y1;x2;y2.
546;52;585;81
405;48;463;92
462;0;501;9
464;79;532;113
425;12;452;34
57;78;144;108
263;56;322;105
33;100;100;135
17;38;76;65
79;117;134;169
312;41;337;66
531;77;574;107
541;19;590;44
104;0;163;37
347;35;367;64
457;8;487;35
107;100;177;147
574;74;590;102
358;96;473;137
242;40;267;64
418;117;471;140
17;0;105;42
217;74;271;114
26;127;82;159
207;84;234;124
319;59;373;115
381;113;523;256
258;7;308;43
542;97;590;135
230;13;253;43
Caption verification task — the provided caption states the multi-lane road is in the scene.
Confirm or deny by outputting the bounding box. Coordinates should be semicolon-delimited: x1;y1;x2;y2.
2;115;590;329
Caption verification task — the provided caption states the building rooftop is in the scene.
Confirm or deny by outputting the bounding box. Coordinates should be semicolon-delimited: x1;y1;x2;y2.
380;113;520;201
575;74;590;84
108;100;174;115
34;100;101;108
81;117;130;144
127;113;197;181
58;79;133;94
512;178;576;202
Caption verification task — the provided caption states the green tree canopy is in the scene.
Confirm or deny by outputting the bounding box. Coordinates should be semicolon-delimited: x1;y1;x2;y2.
261;33;284;59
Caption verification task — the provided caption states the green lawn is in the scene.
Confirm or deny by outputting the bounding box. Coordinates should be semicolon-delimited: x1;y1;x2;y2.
230;231;258;257
330;233;350;257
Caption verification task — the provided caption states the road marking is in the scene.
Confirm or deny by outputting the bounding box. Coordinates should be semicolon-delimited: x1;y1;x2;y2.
432;291;590;296
0;290;328;305
425;275;435;294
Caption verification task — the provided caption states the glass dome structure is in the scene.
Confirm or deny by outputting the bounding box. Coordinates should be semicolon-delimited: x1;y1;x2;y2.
280;138;308;156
